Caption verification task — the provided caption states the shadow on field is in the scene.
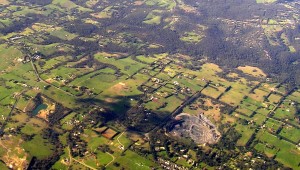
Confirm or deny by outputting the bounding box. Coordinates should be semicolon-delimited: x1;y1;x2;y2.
76;94;169;133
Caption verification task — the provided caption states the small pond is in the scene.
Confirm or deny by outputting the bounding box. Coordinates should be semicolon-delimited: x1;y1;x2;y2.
32;104;48;115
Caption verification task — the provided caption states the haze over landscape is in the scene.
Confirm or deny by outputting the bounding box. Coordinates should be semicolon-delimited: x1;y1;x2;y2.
0;0;299;169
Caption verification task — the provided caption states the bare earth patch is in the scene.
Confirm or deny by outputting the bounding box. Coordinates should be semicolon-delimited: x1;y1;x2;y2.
170;113;221;144
0;135;28;169
134;1;144;5
0;0;9;5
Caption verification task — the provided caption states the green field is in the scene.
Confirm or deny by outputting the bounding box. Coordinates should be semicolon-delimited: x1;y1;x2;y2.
265;119;282;132
256;0;277;3
108;150;157;170
235;123;255;146
279;126;300;143
22;135;55;159
267;93;282;104
256;130;300;169
254;142;278;157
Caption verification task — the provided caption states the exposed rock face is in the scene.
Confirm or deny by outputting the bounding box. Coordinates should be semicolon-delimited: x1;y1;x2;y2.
170;113;221;144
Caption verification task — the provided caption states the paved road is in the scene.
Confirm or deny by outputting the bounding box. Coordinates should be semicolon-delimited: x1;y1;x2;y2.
105;152;115;167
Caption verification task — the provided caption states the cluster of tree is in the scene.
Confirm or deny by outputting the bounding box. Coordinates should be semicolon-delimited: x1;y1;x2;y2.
48;104;72;125
216;128;241;150
98;144;114;154
27;128;63;169
0;15;39;35
124;105;163;132
23;0;52;5
64;20;98;36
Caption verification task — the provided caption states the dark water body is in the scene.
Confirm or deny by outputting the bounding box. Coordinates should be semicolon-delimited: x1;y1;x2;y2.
32;104;47;115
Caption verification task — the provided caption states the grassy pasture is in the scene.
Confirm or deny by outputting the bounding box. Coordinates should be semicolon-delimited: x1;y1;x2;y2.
143;10;162;25
3;63;39;86
144;0;176;10
163;66;178;78
256;0;277;4
155;72;172;81
172;77;203;92
273;102;297;121
0;106;11;124
201;86;222;99
31;23;56;32
12;6;41;17
136;55;157;63
29;43;73;56
153;53;169;59
94;54;146;76
261;24;282;45
254;142;278;157
52;0;77;9
248;88;269;102
91;6;114;19
265;119;282;132
0;19;12;27
276;84;289;95
6;112;28;129
60;112;77;130
21;118;47;135
281;32;296;53
193;63;223;82
116;132;132;148
39;56;72;70
103;79;144;97
0;162;8;170
0;44;23;71
235;123;255;146
70;129;115;168
267;93;282;104
176;157;193;168
108;150;157;170
52;0;92;12
256;107;270;116
85;0;99;7
42;60;95;81
239;101;259;111
287;90;300;103
0;86;16;106
49;28;78;40
41;84;76;108
158;95;183;113
132;72;151;82
256;130;300;169
22;135;55;159
236;107;254;117
180;32;203;43
51;147;69;170
237;65;266;78
220;80;251;106
234;112;251;121
79;129;151;169
145;95;182;116
252;113;266;125
279;125;300;143
243;96;263;107
19;27;35;36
